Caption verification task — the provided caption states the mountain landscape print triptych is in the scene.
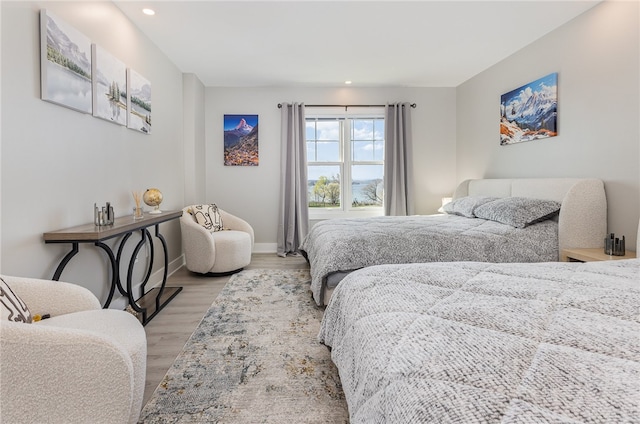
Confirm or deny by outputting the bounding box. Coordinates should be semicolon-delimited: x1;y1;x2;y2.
40;9;151;134
500;73;558;145
224;115;259;166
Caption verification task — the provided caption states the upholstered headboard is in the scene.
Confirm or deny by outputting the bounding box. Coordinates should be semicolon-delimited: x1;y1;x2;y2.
453;178;607;255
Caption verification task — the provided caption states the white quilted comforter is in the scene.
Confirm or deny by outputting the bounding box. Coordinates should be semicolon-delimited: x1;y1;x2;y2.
319;259;640;423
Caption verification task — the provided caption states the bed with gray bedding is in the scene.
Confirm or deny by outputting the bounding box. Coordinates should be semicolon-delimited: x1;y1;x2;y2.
318;257;640;423
302;214;559;305
300;178;607;305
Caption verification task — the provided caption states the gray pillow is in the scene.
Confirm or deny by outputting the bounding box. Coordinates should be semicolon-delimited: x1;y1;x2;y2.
474;197;561;228
442;196;498;218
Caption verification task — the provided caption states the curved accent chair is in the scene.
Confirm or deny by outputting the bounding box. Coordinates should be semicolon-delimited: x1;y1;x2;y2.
0;275;147;424
180;205;254;275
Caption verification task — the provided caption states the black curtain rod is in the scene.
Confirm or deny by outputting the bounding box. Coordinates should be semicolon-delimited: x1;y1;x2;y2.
277;103;416;109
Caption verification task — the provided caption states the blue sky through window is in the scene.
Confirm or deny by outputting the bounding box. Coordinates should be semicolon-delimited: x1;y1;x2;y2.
306;118;384;179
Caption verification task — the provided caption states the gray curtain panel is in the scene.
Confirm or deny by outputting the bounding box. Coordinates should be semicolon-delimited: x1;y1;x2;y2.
384;102;415;216
277;103;309;257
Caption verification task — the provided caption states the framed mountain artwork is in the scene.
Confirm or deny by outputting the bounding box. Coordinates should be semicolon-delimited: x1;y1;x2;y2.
500;73;558;145
224;114;259;166
40;9;92;113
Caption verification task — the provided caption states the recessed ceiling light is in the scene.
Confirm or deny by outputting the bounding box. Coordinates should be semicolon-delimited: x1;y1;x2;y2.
345;81;352;85
142;8;155;16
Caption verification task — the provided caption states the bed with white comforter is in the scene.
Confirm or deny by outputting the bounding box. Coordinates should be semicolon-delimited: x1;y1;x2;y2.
318;258;640;423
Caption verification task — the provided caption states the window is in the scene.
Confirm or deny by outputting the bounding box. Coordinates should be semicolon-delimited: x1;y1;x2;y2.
306;109;385;218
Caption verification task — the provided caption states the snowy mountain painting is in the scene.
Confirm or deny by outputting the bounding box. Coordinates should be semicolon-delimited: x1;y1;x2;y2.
40;9;92;113
224;115;259;166
500;73;558;145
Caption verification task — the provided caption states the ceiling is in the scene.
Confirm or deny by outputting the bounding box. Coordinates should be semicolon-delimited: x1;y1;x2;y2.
115;0;601;88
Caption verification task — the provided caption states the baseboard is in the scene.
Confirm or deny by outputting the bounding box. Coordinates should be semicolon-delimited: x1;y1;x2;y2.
149;254;185;287
134;254;184;293
253;243;277;253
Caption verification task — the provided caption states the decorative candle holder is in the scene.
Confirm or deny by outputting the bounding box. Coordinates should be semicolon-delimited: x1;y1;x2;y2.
604;233;625;256
95;202;114;226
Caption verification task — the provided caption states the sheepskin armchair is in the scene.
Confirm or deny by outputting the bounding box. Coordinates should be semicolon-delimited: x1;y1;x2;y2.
181;205;254;274
0;275;147;424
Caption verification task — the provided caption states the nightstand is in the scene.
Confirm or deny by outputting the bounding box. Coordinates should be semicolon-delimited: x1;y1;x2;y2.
561;248;637;262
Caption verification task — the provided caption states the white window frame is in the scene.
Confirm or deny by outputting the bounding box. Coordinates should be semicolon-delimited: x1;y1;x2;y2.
306;107;385;220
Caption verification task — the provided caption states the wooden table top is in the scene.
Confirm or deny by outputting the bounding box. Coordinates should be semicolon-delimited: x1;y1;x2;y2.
43;210;183;242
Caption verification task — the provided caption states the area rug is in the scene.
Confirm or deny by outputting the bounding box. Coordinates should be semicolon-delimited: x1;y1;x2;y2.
139;269;348;423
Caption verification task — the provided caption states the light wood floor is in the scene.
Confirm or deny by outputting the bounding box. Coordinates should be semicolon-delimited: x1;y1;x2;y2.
142;253;309;405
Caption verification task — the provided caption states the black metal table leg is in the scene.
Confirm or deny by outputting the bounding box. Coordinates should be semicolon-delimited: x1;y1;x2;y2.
140;229;155;298
114;232;135;296
94;241;119;308
154;224;169;311
132;224;182;325
52;243;79;281
126;230;150;319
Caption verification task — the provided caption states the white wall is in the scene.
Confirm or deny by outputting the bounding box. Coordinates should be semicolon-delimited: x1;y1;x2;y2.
1;1;185;306
183;73;206;205
456;1;639;249
204;86;457;251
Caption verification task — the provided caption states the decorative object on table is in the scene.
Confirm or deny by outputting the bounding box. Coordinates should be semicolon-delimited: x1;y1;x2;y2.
604;233;625;256
500;72;557;145
132;207;144;220
40;9;92;114
223;114;259;166
132;190;144;220
127;68;151;134
94;202;114;226
143;188;163;214
92;44;127;125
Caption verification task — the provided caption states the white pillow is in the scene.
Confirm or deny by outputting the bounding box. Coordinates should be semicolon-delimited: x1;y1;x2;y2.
191;204;224;232
1;277;32;323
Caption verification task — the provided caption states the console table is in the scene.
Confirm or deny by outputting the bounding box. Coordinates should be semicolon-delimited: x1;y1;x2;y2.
43;210;183;325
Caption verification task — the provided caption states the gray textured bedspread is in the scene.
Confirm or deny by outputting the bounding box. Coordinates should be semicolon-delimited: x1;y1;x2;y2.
318;258;640;423
300;214;558;305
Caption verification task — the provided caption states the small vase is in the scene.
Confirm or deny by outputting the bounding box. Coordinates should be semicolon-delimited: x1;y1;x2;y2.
133;207;144;220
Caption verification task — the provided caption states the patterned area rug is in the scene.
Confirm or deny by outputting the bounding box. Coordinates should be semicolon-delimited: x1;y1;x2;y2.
139;269;348;423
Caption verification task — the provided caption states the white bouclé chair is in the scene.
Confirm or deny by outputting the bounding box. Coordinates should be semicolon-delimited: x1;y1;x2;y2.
0;275;147;424
180;205;254;275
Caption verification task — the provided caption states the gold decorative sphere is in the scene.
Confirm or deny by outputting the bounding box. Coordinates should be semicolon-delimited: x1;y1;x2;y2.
143;188;163;213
